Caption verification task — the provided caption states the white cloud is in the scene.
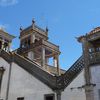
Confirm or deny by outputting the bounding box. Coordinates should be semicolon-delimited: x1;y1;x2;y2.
0;0;18;6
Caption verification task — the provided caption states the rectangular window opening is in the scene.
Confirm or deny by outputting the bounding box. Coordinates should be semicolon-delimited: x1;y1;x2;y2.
17;97;24;100
44;94;55;100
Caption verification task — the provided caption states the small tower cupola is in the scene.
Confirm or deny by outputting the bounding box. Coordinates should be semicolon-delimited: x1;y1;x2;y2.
0;29;15;51
17;19;61;75
19;19;48;49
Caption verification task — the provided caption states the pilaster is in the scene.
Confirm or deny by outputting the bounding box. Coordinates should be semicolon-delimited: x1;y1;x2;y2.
82;36;94;100
82;36;90;85
1;39;4;50
8;42;11;51
83;84;95;100
53;56;57;67
31;34;35;43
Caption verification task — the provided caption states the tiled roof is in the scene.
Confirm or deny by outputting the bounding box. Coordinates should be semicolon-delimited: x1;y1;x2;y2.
88;27;100;35
78;27;100;42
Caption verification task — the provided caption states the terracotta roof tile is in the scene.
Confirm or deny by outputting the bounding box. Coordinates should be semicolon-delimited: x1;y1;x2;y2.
88;27;100;35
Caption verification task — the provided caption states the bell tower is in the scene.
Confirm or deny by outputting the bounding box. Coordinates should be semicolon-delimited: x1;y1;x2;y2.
0;29;15;51
19;19;48;60
17;19;61;75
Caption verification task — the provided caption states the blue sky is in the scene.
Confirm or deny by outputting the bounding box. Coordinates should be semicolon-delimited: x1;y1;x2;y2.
0;0;100;69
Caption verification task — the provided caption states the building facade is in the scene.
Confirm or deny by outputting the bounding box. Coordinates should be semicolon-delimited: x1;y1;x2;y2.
0;20;100;100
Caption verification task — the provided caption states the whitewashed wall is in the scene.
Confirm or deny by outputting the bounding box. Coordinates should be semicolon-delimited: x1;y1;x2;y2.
91;65;100;100
8;63;56;100
61;70;86;100
0;57;10;100
0;58;56;100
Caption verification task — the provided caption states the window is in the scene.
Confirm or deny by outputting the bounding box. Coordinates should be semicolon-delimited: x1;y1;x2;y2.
44;94;55;100
17;97;24;100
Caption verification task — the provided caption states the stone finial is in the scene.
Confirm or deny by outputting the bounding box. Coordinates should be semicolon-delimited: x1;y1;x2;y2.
46;26;48;32
20;26;23;32
32;18;35;24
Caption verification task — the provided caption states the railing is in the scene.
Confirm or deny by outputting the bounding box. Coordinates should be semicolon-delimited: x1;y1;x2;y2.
56;56;84;89
89;51;100;64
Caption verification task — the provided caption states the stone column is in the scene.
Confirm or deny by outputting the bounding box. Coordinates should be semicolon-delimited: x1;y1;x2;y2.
84;85;94;100
28;51;34;60
45;58;49;70
41;47;45;69
8;42;11;51
53;55;60;75
1;40;4;50
45;58;49;65
82;36;94;100
53;56;57;67
57;55;60;76
82;37;90;85
31;34;35;43
56;91;61;100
